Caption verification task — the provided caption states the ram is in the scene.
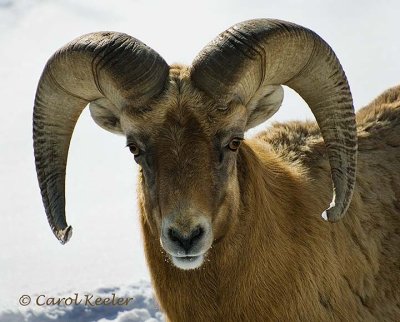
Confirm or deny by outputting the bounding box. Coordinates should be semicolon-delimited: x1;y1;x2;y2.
33;19;400;321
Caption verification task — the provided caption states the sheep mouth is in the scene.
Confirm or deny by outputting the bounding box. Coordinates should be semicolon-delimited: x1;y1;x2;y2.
171;254;205;270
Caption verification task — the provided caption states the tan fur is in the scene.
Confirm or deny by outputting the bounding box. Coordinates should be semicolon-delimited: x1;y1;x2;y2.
136;67;400;321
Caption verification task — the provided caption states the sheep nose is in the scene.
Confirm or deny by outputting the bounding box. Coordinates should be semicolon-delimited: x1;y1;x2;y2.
167;226;204;253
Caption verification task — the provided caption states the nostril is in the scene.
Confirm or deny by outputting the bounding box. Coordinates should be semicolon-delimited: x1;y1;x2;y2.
190;226;204;242
168;228;181;243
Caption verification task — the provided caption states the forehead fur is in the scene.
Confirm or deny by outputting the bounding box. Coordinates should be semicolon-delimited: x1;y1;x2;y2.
120;64;247;137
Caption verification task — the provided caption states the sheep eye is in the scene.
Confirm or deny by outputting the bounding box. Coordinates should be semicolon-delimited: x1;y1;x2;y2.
128;144;140;156
228;138;243;151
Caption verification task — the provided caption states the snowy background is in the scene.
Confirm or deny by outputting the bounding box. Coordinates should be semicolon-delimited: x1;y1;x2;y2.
0;0;399;321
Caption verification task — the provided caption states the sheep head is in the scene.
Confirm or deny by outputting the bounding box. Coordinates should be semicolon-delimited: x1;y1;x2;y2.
33;19;357;270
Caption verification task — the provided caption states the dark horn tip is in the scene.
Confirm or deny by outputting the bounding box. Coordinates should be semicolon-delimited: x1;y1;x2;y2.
56;225;73;244
321;201;345;223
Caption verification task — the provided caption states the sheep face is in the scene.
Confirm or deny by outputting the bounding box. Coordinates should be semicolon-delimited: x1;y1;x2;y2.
119;68;247;270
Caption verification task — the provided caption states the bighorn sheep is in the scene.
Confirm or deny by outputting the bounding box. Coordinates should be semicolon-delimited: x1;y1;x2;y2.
33;19;400;321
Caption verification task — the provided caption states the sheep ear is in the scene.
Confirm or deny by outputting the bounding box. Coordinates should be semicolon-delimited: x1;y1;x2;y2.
245;85;284;130
89;98;123;135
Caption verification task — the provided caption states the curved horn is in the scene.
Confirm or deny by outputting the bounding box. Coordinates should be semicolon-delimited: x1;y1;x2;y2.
33;32;169;243
191;19;357;222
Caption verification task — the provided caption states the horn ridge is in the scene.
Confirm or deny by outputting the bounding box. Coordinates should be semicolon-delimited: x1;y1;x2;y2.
191;18;357;221
33;32;168;243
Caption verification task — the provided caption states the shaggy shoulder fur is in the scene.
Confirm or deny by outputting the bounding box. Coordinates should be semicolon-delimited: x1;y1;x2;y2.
254;85;400;320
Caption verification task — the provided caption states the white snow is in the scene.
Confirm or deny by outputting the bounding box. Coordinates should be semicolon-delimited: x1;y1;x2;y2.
1;0;399;321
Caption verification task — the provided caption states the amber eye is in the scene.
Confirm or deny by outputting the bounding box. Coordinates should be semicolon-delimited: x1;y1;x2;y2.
228;138;242;151
128;144;140;156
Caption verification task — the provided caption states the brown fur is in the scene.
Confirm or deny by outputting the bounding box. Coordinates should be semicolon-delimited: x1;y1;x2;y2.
135;67;400;321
